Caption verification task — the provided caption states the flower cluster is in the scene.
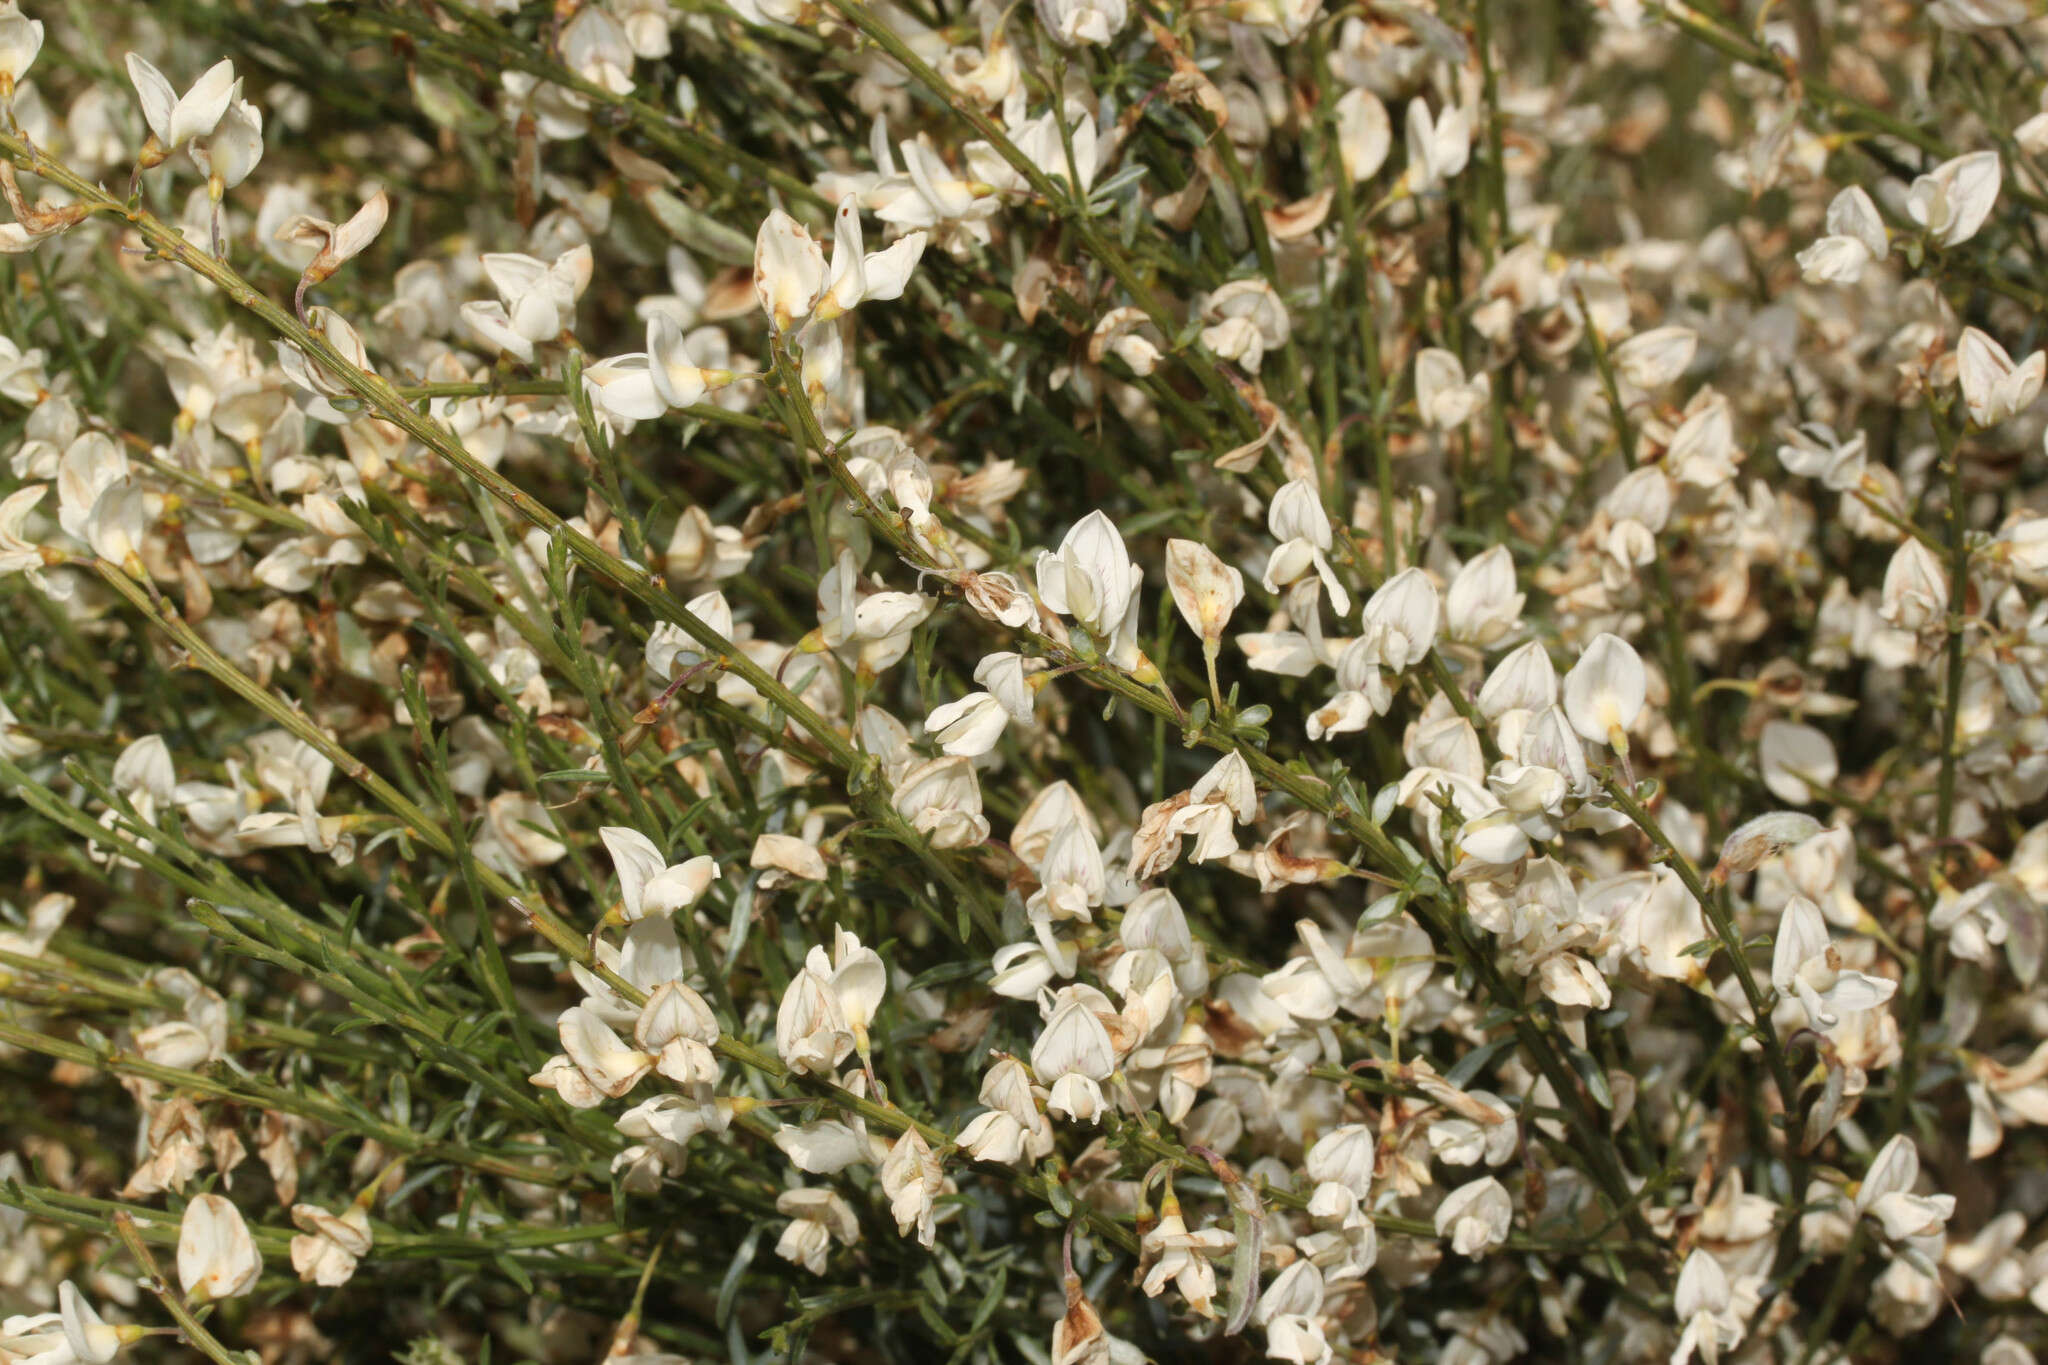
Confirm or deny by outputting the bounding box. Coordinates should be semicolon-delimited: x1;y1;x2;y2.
6;1;2048;1364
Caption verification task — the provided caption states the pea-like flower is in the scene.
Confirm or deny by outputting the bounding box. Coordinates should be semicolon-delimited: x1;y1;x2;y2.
1037;509;1142;641
177;1194;263;1302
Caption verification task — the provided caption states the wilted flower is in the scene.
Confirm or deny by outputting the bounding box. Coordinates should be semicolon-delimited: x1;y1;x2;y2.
289;1201;372;1287
1165;539;1244;648
773;1188;860;1274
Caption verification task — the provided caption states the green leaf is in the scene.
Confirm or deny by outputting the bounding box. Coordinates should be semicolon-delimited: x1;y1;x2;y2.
1567;1046;1614;1111
493;1253;534;1294
716;1225;763;1327
969;1266;1008;1332
723;872;758;971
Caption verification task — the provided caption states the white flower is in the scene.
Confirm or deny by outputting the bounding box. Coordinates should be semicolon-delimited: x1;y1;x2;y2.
1928;880;2019;964
874;136;1003;230
1477;639;1559;720
0;483;48;579
558;1004;655;1098
1139;1198;1236;1317
1199;279;1290;372
990;939;1075;998
177;1194;262;1301
816;199;927;321
1037;509;1142;640
1670;1250;1743;1365
1933;0;2028;27
647;312;733;410
1263;479;1350;615
560;6;635;94
635;981;722;1087
925;690;1009;757
879;1128;943;1248
1611;326;1696;390
191;87;263;195
1905;150;2001;247
1359;567;1441;672
1415;348;1491;429
1434;1176;1512;1257
529;1053;604;1109
753;208;826;332
1562;632;1645;752
1758;719;1838;805
126;55;236;152
805;926;887;1055
1770;895;1896;1030
1776;422;1867;491
959;1057;1053;1164
1958;327;2045;428
582;352;665;424
56;1283;141;1365
1231;0;1322;43
1048;1072;1107;1123
1445;546;1525;648
975;652;1038;722
598;825;717;923
774;1117;871;1173
1090;307;1164;375
1878;539;1948;633
0;2;44;98
892;754;990;849
1856;1134;1956;1242
0;1312;69;1365
1032;995;1116;1083
1334;88;1391;182
774;958;855;1074
1796;186;1888;284
1304;1124;1377;1188
1620;867;1708;983
1404;97;1470;194
957;1106;1034;1164
1035;0;1127;43
459;245;593;362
